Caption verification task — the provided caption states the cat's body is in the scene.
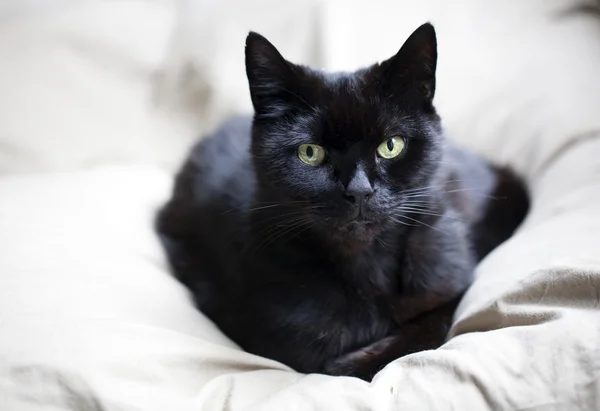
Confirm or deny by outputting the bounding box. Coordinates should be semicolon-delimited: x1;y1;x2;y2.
157;24;529;380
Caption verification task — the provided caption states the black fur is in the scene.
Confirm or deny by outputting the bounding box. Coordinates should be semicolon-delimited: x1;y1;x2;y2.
156;23;529;381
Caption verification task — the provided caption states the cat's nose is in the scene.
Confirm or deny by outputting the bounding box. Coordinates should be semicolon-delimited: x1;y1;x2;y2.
343;188;373;205
343;186;374;205
343;168;374;205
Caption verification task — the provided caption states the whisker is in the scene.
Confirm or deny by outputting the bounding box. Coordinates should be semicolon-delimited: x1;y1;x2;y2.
221;200;315;215
246;204;283;212
252;210;312;225
239;213;307;250
407;186;499;200
281;222;318;246
403;186;491;200
396;214;448;234
400;180;464;195
401;201;437;208
402;195;437;201
443;188;499;199
396;208;446;218
376;237;392;250
397;202;440;210
248;215;308;244
396;209;467;222
249;218;312;257
388;216;417;228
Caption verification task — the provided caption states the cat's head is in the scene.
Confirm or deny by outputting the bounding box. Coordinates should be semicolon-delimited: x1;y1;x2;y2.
246;23;444;251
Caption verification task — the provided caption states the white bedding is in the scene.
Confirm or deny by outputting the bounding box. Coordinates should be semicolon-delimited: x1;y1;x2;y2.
1;0;600;410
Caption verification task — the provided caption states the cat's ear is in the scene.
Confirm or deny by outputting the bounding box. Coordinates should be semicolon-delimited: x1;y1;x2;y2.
245;32;305;118
378;23;437;105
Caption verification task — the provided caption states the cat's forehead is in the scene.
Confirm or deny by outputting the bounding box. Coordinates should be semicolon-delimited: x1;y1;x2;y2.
307;72;411;147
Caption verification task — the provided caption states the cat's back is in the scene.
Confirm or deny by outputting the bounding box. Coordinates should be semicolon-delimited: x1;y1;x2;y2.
440;140;529;260
156;116;255;301
181;115;254;206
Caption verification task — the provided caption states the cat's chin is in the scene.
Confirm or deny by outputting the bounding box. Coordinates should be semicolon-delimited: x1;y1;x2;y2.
328;219;384;254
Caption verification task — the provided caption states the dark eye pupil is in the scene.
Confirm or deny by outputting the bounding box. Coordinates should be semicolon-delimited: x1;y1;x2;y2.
387;139;394;151
306;146;314;158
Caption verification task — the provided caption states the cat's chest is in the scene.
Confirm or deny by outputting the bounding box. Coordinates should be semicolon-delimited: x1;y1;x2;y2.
335;247;402;297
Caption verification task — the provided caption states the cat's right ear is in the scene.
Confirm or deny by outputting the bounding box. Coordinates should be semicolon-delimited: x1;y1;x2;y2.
377;23;438;107
245;32;303;118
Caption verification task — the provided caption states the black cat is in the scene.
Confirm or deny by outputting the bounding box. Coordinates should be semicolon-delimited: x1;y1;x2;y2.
156;23;529;381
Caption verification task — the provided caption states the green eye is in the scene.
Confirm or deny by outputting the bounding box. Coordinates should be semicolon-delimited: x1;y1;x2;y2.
377;137;405;159
298;144;326;166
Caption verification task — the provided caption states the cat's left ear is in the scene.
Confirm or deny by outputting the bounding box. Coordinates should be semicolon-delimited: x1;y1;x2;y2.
378;23;438;105
245;32;307;118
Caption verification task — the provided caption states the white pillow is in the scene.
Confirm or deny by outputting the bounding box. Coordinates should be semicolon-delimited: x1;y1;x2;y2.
0;0;191;175
0;166;293;410
0;0;327;175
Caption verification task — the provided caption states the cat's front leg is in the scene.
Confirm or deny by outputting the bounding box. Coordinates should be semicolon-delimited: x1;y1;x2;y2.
322;334;400;380
390;208;476;325
323;296;459;381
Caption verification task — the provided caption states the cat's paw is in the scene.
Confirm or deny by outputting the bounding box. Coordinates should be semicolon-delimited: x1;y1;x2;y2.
322;336;399;381
323;354;373;380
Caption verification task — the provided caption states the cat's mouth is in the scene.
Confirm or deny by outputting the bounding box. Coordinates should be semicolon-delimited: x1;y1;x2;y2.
336;216;382;237
327;218;384;254
339;208;380;226
314;204;387;247
345;215;376;226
